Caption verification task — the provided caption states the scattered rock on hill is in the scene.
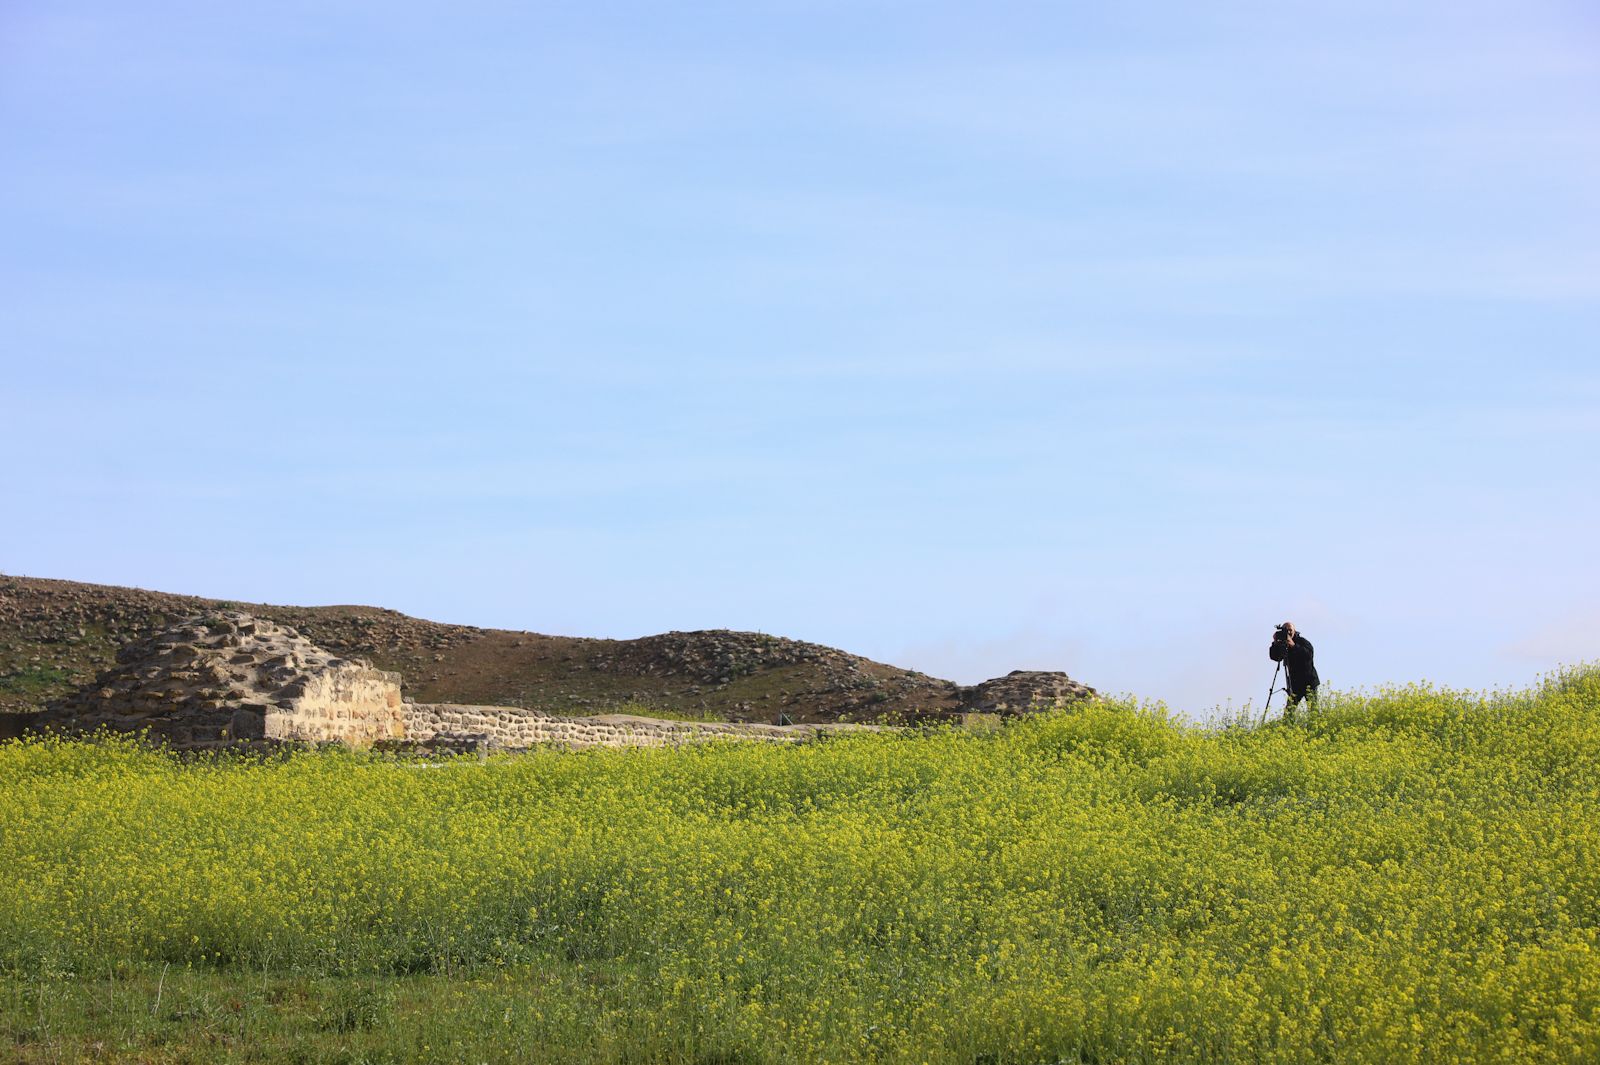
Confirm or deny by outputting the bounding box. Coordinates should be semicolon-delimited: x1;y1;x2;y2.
957;671;1096;716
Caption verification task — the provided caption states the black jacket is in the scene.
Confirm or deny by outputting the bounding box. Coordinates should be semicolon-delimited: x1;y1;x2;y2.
1269;633;1319;693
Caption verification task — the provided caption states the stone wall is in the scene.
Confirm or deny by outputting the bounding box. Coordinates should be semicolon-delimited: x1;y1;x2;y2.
252;659;405;745
403;704;878;751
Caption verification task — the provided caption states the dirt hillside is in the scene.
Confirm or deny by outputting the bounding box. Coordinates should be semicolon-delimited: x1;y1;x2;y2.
0;575;1093;724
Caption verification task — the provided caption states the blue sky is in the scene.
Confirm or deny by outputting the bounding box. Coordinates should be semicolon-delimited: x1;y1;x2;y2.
4;1;1598;717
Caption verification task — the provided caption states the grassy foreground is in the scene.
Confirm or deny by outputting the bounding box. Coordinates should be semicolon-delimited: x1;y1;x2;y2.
2;673;1598;1064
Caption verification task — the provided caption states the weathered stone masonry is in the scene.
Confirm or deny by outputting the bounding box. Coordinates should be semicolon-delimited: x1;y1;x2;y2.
403;703;874;751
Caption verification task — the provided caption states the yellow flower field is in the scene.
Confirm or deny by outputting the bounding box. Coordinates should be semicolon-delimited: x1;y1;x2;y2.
2;670;1598;1063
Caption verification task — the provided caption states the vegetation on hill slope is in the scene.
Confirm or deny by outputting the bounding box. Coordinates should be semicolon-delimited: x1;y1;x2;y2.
2;670;1597;1063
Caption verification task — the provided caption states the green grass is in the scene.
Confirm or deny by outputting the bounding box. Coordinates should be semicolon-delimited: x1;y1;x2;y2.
598;700;735;722
0;964;668;1065
0;663;74;697
2;669;1598;1063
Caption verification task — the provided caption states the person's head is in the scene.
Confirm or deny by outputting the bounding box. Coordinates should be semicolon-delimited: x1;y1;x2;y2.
1275;621;1296;640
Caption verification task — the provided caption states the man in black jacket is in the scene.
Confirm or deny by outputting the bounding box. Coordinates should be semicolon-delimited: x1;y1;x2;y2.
1269;621;1319;716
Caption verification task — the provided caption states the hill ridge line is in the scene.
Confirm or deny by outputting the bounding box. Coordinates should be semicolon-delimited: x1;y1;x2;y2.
0;574;1094;723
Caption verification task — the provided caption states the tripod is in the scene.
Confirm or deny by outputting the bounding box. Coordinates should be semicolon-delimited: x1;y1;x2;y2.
1259;661;1283;726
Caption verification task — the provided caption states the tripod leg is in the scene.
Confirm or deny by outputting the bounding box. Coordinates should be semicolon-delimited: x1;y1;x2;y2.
1260;661;1281;726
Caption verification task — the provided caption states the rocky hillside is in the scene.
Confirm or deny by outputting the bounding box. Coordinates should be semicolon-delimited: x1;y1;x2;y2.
0;575;1094;724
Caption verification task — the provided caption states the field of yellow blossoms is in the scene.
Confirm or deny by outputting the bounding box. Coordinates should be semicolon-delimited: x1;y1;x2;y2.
2;669;1598;1064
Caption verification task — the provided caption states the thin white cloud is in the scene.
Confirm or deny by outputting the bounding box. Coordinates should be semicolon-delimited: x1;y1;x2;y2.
1500;611;1600;665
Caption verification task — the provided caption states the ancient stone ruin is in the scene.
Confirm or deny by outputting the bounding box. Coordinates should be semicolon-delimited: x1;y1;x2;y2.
29;612;1092;752
36;612;406;748
31;613;883;752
